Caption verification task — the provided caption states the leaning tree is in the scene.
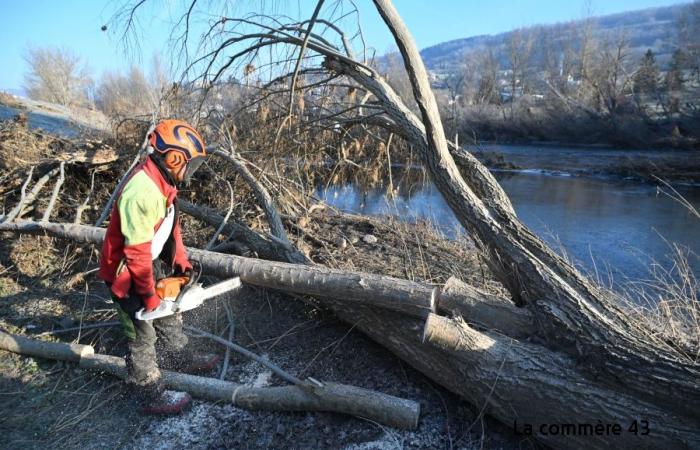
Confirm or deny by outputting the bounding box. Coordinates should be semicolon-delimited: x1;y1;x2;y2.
2;1;697;448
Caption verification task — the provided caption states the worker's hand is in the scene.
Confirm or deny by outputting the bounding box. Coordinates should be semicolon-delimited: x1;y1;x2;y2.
174;260;193;276
142;294;161;312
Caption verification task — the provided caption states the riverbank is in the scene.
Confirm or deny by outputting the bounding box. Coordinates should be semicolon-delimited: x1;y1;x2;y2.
452;102;700;152
472;144;700;185
1;107;698;449
0;94;109;134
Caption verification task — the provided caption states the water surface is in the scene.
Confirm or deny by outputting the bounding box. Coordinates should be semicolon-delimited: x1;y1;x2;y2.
318;170;700;282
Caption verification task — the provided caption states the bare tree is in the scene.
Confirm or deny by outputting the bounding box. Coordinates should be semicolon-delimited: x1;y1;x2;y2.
586;33;634;117
23;46;93;107
474;49;500;106
95;56;172;119
505;28;533;112
576;0;597;88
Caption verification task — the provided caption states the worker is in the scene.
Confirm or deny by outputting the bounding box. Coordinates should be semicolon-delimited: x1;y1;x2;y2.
99;119;219;414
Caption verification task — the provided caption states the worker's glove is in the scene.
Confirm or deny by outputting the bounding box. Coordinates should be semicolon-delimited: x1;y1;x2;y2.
142;293;161;312
174;260;193;276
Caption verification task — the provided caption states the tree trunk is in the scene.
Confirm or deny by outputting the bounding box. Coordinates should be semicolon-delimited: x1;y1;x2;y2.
422;314;698;449
0;219;524;333
370;0;699;417
0;331;420;429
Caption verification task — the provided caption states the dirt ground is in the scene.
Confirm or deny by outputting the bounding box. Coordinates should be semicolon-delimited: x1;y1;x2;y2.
0;212;531;450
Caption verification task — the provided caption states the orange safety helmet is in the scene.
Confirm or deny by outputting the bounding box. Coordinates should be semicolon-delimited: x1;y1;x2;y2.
147;119;207;184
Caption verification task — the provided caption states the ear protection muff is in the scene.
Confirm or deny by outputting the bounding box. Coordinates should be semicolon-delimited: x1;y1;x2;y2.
164;150;187;170
145;126;156;155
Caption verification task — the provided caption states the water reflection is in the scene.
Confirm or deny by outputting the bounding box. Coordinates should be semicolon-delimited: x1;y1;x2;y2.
317;171;700;281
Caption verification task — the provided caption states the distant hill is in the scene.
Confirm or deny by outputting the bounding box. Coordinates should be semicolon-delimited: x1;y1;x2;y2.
419;3;687;76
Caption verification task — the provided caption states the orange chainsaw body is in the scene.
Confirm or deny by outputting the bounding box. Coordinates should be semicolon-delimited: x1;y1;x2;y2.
155;275;190;300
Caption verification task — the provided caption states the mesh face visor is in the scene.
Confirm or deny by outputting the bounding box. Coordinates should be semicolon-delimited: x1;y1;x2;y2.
183;155;206;185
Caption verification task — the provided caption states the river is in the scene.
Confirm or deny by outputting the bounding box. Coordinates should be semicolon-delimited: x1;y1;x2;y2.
317;160;700;283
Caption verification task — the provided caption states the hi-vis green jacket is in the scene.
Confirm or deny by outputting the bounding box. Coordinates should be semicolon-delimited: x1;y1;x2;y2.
98;157;190;300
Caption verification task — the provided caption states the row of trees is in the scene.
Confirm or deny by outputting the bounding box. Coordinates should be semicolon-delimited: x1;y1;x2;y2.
21;2;700;147
22;46;168;118
424;2;700;147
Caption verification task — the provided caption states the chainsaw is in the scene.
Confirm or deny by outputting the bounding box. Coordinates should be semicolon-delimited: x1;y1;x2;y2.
135;262;242;321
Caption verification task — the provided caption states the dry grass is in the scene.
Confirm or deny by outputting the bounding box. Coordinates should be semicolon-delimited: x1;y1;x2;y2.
612;243;700;360
0;92;25;109
0;119;53;171
8;235;60;278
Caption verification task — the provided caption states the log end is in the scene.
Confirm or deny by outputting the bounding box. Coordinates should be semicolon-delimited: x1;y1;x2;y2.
422;313;456;348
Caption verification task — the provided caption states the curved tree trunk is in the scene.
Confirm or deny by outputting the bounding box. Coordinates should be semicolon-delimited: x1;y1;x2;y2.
369;0;699;418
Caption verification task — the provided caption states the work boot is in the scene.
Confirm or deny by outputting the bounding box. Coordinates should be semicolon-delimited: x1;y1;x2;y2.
139;390;192;415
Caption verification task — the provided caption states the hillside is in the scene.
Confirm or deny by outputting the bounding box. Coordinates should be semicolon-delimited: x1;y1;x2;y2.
420;3;685;76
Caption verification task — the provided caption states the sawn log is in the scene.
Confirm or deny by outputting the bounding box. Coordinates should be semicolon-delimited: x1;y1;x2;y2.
0;331;419;429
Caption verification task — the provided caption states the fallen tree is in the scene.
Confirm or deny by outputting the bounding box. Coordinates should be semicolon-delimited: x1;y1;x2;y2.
1;218;698;448
0;219;525;332
0;331;420;429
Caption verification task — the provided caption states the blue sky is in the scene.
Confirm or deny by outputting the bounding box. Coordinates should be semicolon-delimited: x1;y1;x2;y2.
0;0;690;92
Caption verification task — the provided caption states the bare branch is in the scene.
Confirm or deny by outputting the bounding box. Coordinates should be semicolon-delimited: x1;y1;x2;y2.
42;161;65;222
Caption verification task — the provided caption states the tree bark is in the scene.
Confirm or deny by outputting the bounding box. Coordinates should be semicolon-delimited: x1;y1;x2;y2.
422;314;698;449
0;331;420;430
369;0;699;416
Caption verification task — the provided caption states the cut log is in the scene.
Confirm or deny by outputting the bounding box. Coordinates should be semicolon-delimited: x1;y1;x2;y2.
421;313;698;449
0;329;94;362
0;220;526;334
438;276;532;339
0;331;420;430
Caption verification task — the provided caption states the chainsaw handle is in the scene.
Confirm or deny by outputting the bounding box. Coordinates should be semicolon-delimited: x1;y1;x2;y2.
175;260;201;285
187;260;202;285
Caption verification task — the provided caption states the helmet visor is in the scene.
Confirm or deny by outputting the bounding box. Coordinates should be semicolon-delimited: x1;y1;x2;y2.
183;156;206;185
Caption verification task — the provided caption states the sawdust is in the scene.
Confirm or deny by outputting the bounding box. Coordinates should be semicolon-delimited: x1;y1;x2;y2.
126;402;254;450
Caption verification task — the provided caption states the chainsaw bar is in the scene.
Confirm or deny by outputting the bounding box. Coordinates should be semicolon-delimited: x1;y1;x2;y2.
135;276;242;321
